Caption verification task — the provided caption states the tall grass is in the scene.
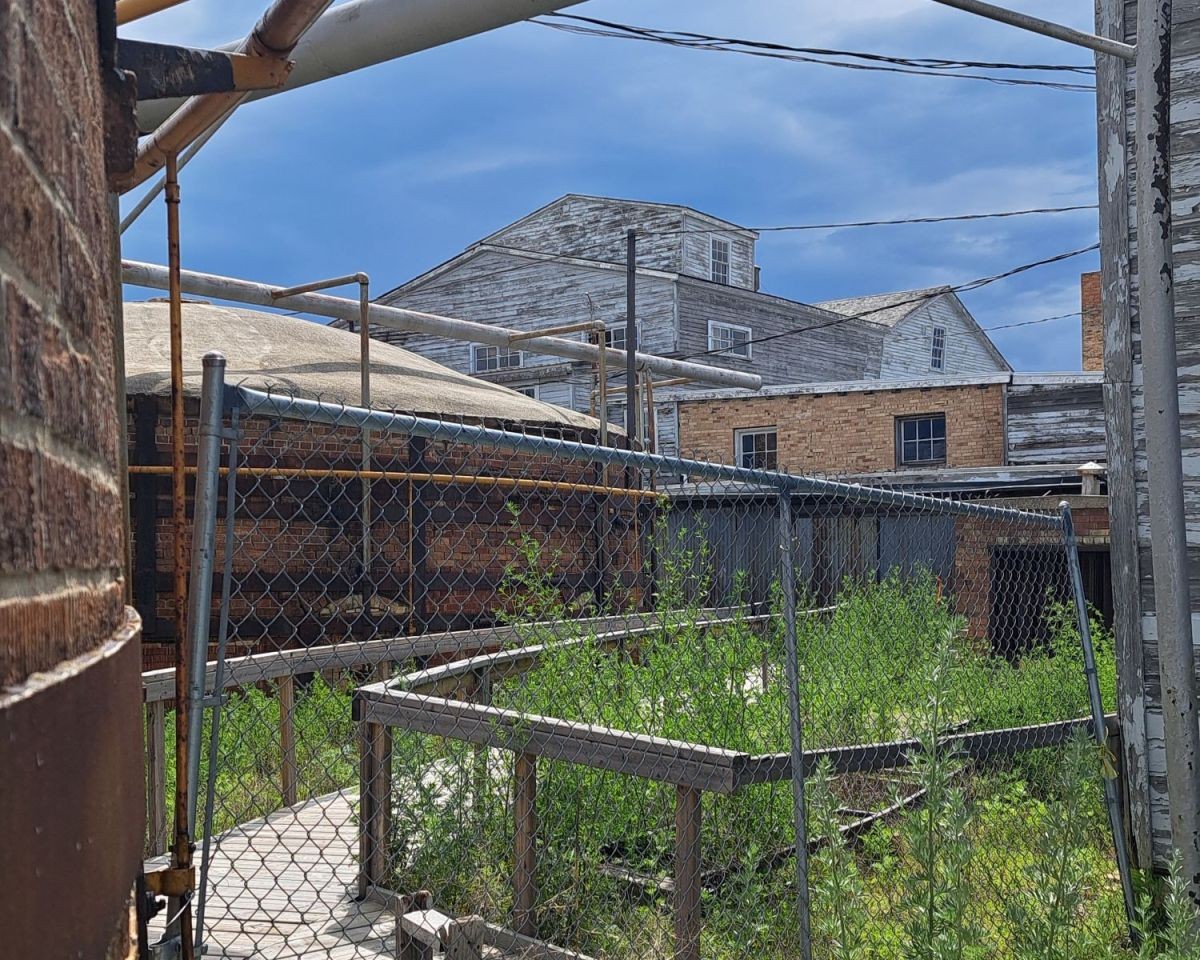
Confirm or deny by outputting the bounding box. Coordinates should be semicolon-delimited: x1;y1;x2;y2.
161;525;1152;959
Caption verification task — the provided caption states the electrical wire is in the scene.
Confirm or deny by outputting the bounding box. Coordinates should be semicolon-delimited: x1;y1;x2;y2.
379;202;1099;297
642;203;1098;236
534;13;1096;92
678;242;1099;359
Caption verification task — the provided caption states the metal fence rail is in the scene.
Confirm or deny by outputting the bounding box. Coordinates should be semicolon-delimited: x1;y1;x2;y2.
145;352;1135;960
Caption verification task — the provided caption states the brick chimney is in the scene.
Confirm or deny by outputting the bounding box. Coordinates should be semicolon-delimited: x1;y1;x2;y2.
1081;271;1103;371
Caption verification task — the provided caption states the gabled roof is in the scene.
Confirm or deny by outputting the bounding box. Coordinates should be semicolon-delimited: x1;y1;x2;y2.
481;193;758;245
378;242;678;300
813;286;952;328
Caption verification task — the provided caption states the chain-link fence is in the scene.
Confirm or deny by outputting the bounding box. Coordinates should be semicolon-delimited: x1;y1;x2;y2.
145;354;1136;960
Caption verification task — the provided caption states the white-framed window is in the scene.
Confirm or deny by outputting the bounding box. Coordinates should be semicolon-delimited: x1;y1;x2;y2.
711;237;731;285
472;344;521;373
708;320;752;359
735;428;777;470
515;384;539;399
896;414;947;466
930;325;947;371
605;321;642;353
605;399;628;429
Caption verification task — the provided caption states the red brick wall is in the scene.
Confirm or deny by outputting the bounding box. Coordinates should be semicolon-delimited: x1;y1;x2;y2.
129;400;642;668
0;0;124;685
678;382;1006;473
1;2;139;958
1081;271;1103;372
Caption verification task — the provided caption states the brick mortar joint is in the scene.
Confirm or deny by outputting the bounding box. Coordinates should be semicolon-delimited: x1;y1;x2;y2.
0;112;107;281
1;410;122;490
0;568;124;604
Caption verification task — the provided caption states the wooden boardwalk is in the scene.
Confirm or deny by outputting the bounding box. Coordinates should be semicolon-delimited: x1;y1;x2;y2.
148;791;396;959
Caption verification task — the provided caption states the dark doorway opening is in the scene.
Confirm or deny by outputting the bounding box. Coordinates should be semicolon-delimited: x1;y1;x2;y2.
987;545;1112;658
988;546;1070;658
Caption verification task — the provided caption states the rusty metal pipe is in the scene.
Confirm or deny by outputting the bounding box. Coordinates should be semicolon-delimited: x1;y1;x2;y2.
121;107;236;234
128;464;665;500
136;0;588;132
125;0;332;190
509;320;601;342
165;151;195;960
269;272;373;573
116;0;188;25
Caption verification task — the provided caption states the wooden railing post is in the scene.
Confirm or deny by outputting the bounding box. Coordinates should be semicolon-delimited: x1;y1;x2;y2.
513;752;538;937
358;717;391;898
674;785;702;960
145;700;167;856
278;674;297;807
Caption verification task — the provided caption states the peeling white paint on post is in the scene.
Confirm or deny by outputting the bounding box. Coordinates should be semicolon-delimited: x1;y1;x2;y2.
1134;0;1200;891
1095;0;1153;868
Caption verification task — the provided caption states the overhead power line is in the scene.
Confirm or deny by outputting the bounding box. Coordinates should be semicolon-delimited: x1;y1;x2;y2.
385;202;1100;295
644;203;1098;236
534;13;1096;92
679;242;1100;360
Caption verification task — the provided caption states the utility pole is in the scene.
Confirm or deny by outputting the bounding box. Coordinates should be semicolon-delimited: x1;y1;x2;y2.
1134;0;1200;893
625;228;638;446
921;0;1200;904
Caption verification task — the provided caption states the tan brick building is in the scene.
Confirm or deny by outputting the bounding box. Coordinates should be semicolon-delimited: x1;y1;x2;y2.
675;376;1008;474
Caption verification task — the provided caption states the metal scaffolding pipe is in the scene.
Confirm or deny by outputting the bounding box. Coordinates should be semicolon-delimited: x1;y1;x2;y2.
927;0;1136;59
117;0;188;25
125;0;332;190
136;0;587;133
120;259;764;391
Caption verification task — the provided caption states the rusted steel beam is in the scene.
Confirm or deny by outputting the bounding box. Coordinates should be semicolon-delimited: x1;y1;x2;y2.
118;39;289;100
122;0;331;190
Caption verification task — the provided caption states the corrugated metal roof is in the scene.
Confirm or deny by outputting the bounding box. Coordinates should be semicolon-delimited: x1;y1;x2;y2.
813;286;952;328
123;301;603;431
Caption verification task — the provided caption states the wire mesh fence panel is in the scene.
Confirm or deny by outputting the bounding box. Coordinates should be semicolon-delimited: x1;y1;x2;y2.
165;375;1133;960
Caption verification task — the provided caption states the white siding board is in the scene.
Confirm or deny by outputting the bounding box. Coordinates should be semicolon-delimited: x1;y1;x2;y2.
879;298;1008;378
1006;381;1106;465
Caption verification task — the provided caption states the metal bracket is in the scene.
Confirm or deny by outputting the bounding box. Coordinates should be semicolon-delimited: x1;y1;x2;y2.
149;935;181;960
118;39;291;100
145;865;195;898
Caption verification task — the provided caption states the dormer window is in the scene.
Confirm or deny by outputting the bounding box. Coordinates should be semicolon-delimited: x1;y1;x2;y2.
711;237;731;285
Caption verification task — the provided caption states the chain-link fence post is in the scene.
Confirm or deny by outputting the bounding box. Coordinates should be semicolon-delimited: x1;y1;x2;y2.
195;402;241;952
1060;501;1138;937
185;352;228;832
777;487;812;960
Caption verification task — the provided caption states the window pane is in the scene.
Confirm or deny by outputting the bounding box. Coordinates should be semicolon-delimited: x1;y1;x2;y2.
899;414;946;463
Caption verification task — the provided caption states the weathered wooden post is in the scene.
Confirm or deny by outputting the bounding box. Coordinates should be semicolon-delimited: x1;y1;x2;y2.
278;675;297;807
358;717;392;897
674;785;702;960
145;700;168;856
512;752;538;937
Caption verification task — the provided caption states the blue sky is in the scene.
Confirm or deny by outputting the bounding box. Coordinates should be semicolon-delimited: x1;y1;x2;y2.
120;1;1101;371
